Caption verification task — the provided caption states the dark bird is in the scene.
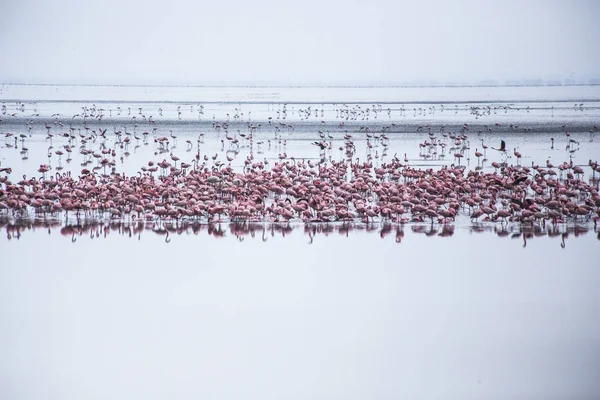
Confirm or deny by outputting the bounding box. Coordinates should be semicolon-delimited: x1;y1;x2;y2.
312;141;328;150
513;175;528;185
492;140;507;152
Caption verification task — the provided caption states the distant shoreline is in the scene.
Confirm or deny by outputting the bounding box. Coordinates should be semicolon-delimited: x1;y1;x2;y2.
3;84;599;105
2;83;600;89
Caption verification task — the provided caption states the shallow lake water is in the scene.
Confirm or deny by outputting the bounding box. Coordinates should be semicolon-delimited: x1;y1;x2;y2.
1;84;600;399
1;225;600;399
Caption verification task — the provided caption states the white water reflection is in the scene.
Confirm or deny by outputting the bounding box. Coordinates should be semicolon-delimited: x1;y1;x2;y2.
1;227;599;399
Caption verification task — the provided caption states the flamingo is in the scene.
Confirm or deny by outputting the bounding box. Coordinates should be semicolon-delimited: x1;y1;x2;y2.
513;148;522;165
492;140;507;152
474;148;483;163
480;138;488;156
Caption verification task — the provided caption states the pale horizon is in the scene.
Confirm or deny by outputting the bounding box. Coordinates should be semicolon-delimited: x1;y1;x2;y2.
1;0;599;86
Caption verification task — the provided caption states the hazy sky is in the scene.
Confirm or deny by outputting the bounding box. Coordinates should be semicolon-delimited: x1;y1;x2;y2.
1;0;599;85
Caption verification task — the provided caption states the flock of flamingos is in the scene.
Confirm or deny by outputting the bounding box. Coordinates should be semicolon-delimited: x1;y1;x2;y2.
1;98;599;243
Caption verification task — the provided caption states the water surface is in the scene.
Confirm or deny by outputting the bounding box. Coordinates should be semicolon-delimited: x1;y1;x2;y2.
1;84;599;399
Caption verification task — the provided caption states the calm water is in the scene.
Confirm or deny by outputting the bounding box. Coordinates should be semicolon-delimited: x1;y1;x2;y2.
1;84;600;399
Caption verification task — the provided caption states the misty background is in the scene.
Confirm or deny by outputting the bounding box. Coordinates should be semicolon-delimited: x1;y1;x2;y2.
0;0;599;86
